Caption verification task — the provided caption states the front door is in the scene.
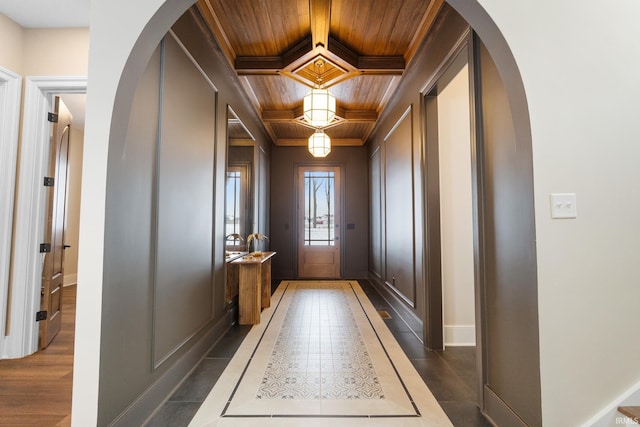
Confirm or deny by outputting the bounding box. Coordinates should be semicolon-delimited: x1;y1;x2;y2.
297;166;341;278
40;97;71;349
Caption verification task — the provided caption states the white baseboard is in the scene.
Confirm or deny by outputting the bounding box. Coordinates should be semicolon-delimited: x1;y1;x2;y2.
63;274;77;286
583;379;640;426
444;325;475;346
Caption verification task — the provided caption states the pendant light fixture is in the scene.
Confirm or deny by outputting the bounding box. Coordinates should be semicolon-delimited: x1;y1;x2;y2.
303;88;336;127
308;130;331;157
302;59;336;128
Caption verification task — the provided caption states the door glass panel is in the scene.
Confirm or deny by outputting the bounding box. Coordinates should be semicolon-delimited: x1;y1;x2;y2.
225;168;243;241
303;170;335;246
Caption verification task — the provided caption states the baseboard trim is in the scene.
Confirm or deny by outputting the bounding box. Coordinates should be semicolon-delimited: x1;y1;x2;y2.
444;325;476;346
582;379;640;427
367;273;423;338
484;386;527;427
109;310;234;427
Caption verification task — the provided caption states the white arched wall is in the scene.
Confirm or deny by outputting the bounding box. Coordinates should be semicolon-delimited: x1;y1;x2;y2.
76;1;640;426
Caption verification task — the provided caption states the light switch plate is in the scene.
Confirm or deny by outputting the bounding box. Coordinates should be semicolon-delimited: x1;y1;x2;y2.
550;193;577;219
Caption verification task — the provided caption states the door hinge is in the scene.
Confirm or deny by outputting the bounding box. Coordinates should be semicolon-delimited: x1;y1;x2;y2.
36;311;48;321
40;243;51;253
44;176;55;187
48;112;59;123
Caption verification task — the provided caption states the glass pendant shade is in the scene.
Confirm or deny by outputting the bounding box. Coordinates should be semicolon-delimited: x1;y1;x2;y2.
308;131;331;157
303;89;336;127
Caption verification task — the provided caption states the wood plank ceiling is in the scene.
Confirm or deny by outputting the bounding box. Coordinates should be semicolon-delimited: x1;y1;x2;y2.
196;0;444;147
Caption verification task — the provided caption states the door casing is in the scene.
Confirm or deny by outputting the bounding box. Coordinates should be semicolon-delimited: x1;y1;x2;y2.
7;76;86;358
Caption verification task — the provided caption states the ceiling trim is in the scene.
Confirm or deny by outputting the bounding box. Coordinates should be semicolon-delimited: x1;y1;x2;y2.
406;0;446;64
196;1;236;65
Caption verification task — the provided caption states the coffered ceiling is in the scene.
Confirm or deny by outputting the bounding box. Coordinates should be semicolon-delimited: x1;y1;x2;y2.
195;0;444;147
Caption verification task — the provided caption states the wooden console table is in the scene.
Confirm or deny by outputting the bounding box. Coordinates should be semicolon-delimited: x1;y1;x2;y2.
229;251;276;325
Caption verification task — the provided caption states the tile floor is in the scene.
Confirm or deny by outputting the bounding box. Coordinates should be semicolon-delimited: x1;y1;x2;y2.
256;283;385;401
145;280;491;427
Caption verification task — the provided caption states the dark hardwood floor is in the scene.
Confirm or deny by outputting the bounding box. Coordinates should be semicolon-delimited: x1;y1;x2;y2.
0;285;76;427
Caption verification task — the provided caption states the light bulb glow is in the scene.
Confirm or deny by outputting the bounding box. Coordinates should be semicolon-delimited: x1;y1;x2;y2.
308;131;331;157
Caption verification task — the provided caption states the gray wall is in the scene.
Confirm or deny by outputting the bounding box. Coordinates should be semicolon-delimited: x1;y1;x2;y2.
98;10;271;426
270;146;368;279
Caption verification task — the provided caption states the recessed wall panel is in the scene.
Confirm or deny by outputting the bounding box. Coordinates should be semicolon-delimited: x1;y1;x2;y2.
384;107;415;306
369;149;382;277
153;35;216;366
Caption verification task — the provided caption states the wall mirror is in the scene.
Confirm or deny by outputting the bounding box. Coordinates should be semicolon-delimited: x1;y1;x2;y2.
225;106;255;254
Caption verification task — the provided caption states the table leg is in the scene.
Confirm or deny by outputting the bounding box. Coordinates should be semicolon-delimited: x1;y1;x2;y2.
238;263;261;325
261;259;271;309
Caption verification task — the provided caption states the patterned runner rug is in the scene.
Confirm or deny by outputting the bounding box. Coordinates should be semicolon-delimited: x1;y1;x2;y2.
189;281;452;426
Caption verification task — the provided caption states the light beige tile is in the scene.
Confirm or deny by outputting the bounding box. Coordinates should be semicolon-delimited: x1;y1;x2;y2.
190;281;451;426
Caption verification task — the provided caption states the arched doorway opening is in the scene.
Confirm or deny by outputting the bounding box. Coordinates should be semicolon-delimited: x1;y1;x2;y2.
72;1;539;426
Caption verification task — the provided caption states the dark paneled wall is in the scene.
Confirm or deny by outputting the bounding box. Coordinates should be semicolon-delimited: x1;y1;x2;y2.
368;8;470;323
154;35;216;367
270;146;368;279
98;10;271;426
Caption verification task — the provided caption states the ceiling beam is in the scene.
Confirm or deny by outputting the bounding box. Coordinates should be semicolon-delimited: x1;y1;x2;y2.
262;108;377;123
275;138;364;147
327;37;404;72
235;36;313;74
262;109;303;122
310;0;331;49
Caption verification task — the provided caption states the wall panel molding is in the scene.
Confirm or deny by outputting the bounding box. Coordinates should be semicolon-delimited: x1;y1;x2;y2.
152;34;217;369
383;105;416;308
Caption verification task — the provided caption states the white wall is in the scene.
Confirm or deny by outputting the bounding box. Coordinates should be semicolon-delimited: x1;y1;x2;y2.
437;64;476;347
469;1;640;425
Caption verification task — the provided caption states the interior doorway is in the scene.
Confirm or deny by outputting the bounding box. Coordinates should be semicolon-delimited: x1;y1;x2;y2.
297;166;341;278
422;34;485;411
5;77;86;359
436;63;476;349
